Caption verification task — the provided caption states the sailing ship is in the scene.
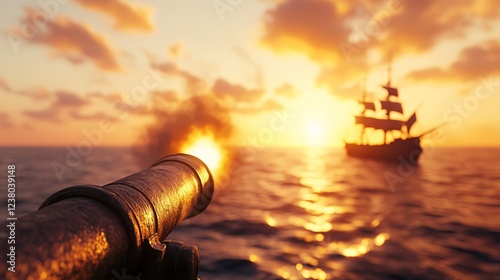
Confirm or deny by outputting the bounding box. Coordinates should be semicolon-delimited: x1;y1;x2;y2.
345;71;422;164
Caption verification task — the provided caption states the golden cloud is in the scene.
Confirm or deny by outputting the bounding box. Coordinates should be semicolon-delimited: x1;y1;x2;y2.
212;78;264;103
260;0;500;97
0;112;13;128
21;90;125;123
0;77;11;92
21;9;121;72
260;0;351;64
233;99;284;114
274;83;299;98
74;0;154;32
407;40;500;82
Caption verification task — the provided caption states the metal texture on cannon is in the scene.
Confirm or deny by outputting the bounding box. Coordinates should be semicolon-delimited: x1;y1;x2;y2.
0;154;214;280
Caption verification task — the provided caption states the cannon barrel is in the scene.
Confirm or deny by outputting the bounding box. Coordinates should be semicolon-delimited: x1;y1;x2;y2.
0;154;214;279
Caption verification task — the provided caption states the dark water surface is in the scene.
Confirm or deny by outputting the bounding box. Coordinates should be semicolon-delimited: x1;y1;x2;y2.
1;147;499;279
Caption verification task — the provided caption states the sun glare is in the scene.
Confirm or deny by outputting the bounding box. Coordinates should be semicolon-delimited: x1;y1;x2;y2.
307;122;324;139
305;121;326;146
181;135;223;174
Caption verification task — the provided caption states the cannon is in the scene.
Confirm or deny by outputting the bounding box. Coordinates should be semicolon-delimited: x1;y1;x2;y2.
0;154;214;280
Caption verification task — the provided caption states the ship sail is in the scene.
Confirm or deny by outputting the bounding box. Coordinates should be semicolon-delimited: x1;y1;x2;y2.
380;100;403;114
406;112;417;133
355;116;404;131
382;86;398;97
360;101;376;111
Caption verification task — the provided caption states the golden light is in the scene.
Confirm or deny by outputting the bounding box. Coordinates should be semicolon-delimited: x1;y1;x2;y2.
307;121;325;140
302;117;330;147
374;233;390;246
249;254;258;263
181;134;223;174
296;263;303;271
265;212;277;227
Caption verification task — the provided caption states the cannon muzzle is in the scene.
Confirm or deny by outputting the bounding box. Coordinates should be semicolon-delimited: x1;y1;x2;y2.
1;154;214;279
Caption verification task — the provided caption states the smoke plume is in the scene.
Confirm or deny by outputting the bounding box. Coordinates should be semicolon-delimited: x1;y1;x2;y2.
134;94;233;168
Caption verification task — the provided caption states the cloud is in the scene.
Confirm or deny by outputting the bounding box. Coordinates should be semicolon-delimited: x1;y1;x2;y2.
0;112;13;128
0;77;11;92
0;80;51;101
23;90;130;123
127;105;151;116
262;99;283;111
88;92;123;103
130;90;179;116
21;9;121;71
74;0;154;32
359;1;495;54
153;62;205;94
23;90;90;122
259;0;371;98
232;46;264;86
315;59;368;99
152;61;267;105
23;109;60;123
374;0;470;53
53;90;89;107
406;67;448;82
104;90;174;119
260;0;500;98
407;40;500;82
450;40;500;79
260;0;351;64
151;90;178;104
259;0;500;58
274;83;300;98
168;43;183;57
212;78;264;103
233;99;284;114
15;87;51;101
69;111;119;122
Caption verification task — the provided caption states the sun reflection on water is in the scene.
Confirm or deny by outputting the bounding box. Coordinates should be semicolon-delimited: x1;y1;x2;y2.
265;212;277;227
249;253;259;263
270;148;392;279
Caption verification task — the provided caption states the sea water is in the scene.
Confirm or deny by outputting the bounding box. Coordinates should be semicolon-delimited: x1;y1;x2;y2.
1;147;499;279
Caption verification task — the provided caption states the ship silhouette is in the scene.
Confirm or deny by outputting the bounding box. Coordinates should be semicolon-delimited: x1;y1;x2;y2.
345;68;428;164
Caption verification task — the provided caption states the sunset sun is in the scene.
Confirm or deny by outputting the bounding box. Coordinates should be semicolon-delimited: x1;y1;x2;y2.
305;121;326;146
307;122;324;139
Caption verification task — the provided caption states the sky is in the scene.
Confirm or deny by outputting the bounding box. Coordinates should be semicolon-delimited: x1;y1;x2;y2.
1;0;499;149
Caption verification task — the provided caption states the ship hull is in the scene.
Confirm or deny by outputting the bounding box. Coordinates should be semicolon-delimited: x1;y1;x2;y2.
345;137;422;164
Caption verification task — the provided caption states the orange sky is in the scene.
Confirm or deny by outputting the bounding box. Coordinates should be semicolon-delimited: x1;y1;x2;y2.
1;0;499;148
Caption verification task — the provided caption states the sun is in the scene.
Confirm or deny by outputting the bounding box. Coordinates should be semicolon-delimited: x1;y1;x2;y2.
305;121;326;146
307;122;325;140
181;135;223;174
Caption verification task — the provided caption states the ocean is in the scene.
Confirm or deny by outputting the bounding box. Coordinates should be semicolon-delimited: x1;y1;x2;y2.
1;147;499;279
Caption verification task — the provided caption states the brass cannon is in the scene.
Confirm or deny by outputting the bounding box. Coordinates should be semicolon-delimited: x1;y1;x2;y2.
0;154;214;280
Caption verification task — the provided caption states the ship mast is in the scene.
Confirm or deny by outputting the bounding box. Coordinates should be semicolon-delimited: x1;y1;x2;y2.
384;60;392;144
353;59;410;146
387;60;391;87
360;78;367;144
